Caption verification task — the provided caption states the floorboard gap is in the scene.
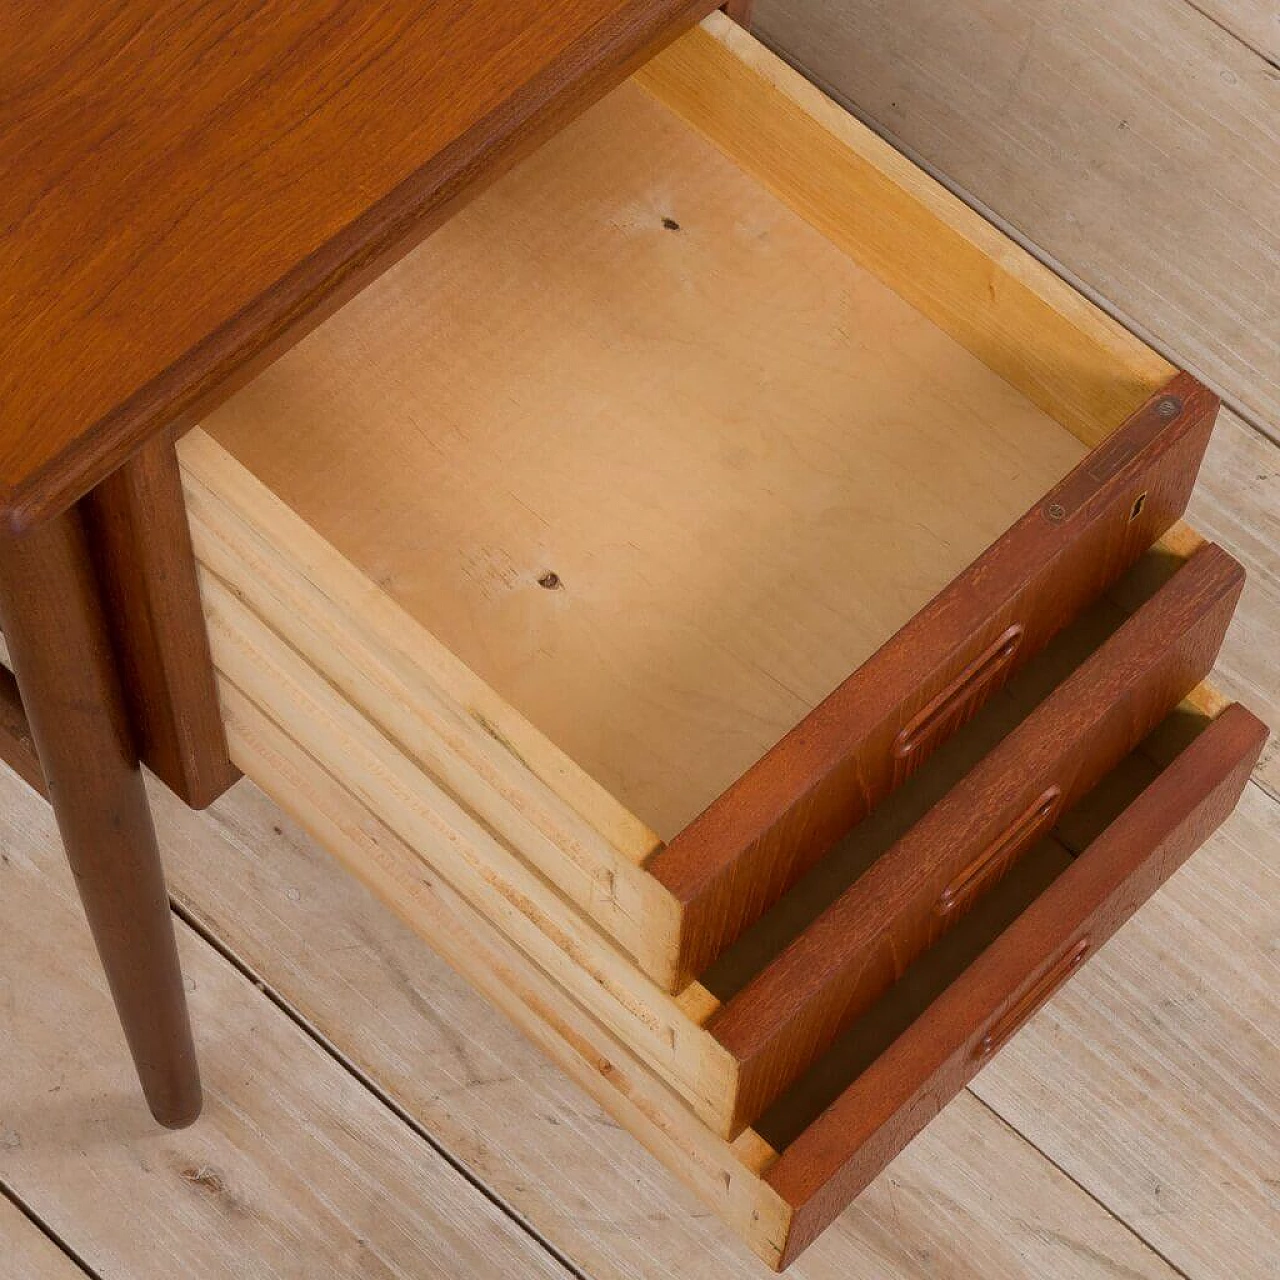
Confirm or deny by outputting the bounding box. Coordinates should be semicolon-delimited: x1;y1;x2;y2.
964;1089;1194;1280
1180;1;1279;70
167;897;589;1280
0;1179;101;1280
754;31;1280;451
1247;772;1280;809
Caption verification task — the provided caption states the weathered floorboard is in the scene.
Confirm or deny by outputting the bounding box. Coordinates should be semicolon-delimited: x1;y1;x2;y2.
0;1196;86;1280
752;0;1280;436
971;779;1280;1279
0;767;567;1280
1185;409;1280;798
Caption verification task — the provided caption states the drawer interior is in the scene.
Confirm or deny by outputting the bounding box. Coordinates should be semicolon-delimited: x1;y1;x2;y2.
194;18;1170;853
201;74;1086;843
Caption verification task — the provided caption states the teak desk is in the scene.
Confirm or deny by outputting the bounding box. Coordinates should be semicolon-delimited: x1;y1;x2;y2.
0;4;1266;1268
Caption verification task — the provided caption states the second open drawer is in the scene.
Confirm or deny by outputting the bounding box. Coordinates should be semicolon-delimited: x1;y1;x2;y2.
172;12;1263;1270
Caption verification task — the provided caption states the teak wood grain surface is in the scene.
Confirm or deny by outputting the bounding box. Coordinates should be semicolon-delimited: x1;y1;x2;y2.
0;511;200;1128
0;666;44;798
0;0;715;531
709;541;1244;1134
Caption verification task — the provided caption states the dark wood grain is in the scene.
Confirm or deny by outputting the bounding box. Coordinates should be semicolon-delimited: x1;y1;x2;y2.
722;0;754;25
0;511;201;1127
0;666;45;797
0;0;716;531
83;436;238;808
765;701;1267;1268
709;540;1243;1135
648;372;1219;988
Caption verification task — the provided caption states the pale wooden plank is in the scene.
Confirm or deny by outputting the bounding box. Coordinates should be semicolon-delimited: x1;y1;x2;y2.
0;1197;85;1280
0;769;566;1280
138;764;1182;1278
971;779;1280;1279
1186;409;1280;799
752;0;1280;434
1190;0;1280;64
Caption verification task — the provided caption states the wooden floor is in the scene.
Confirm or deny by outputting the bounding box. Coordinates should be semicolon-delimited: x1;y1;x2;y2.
3;3;1276;1276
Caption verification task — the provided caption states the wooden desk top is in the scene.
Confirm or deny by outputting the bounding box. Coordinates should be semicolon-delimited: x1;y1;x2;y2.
0;0;710;531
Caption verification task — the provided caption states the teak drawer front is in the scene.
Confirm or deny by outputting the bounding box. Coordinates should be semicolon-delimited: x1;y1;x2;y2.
706;541;1244;1134
650;373;1219;986
763;701;1267;1267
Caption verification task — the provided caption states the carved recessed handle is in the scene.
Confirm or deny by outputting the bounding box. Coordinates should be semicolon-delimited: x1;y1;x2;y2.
936;785;1063;917
893;624;1025;761
976;938;1091;1061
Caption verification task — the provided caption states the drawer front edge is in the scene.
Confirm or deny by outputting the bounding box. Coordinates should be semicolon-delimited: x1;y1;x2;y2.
710;540;1244;1136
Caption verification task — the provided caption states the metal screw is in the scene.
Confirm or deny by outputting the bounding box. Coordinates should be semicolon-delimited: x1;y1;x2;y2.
1046;502;1066;522
1156;396;1181;419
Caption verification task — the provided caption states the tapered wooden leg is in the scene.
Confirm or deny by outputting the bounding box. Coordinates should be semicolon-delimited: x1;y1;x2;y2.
0;508;201;1128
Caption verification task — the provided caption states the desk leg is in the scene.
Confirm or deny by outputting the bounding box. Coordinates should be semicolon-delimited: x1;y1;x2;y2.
0;508;201;1128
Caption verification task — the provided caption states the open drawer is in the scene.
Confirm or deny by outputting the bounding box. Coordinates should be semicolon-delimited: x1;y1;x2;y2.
172;11;1263;1269
215;659;1264;1271
179;12;1220;988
